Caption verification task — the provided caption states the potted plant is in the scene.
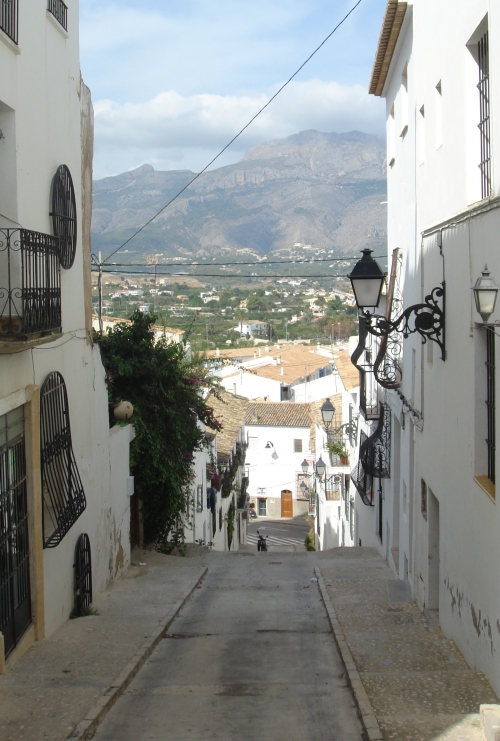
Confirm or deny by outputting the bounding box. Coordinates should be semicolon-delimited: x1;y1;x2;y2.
326;440;349;466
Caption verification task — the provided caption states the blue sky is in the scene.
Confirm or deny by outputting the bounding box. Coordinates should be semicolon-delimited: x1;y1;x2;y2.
80;0;387;178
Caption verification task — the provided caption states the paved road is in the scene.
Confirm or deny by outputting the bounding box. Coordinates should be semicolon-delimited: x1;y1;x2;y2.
247;515;310;551
94;553;363;741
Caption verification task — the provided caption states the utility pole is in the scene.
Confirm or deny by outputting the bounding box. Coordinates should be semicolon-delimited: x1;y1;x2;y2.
146;254;159;313
98;251;103;333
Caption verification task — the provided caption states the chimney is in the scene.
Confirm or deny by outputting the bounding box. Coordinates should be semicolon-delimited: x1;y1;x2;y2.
254;351;257;359
277;356;281;364
280;367;284;376
216;348;220;357
265;346;269;352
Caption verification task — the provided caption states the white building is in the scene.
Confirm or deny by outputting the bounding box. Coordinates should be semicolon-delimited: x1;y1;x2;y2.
350;0;500;696
233;320;268;338
216;344;348;403
0;0;133;668
244;402;314;518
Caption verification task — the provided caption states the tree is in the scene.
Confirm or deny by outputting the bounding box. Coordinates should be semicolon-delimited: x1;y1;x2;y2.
95;311;221;548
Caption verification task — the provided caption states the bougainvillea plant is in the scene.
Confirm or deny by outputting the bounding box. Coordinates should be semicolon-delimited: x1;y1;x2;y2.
95;310;222;549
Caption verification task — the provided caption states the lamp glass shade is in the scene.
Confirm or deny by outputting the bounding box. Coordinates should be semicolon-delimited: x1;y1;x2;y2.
348;249;386;310
320;398;335;426
300;481;308;493
473;265;499;323
301;459;309;474
315;457;326;479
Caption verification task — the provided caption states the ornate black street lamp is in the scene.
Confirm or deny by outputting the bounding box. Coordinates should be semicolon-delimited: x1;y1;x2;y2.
472;265;499;324
315;457;326;480
348;249;446;360
301;459;309;475
320;398;335;428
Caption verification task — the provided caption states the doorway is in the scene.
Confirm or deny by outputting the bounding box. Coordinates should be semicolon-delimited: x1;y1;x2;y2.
427;488;440;614
281;490;293;518
0;407;31;658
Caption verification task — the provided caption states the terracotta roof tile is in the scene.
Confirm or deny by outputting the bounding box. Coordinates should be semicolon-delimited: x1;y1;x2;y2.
245;402;312;428
334;350;360;391
206;389;249;459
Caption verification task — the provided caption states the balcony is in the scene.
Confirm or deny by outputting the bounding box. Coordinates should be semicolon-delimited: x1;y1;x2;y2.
48;0;67;31
0;229;62;342
1;0;18;43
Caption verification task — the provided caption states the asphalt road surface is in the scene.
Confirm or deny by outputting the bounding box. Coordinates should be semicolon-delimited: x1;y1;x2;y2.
247;515;310;551
93;552;363;741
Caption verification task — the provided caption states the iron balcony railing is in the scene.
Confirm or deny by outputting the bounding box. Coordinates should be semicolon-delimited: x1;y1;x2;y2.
48;0;68;31
0;228;62;340
1;0;18;43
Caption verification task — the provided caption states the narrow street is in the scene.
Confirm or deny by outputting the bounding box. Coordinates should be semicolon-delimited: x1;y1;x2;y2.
247;515;310;550
93;552;363;741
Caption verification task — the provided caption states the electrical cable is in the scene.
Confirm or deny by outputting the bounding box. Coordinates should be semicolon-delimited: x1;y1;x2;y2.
105;255;385;268
94;269;353;278
101;0;364;265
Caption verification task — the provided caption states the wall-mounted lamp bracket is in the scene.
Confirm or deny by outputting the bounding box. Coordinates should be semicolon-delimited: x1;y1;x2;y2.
362;283;445;361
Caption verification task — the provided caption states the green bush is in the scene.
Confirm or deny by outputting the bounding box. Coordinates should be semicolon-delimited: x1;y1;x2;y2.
304;529;316;551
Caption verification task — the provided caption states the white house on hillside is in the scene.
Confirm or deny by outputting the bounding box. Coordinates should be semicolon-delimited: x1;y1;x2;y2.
233;320;268;338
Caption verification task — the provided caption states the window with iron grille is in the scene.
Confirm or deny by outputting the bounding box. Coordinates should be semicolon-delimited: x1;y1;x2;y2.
196;484;204;513
486;327;495;483
421;478;428;520
74;534;92;617
1;0;18;43
0;407;31;658
40;372;86;547
50;165;77;267
293;439;302;453
48;0;68;31
478;32;491;199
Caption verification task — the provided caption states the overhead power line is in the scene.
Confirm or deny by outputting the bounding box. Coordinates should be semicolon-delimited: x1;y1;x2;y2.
94;268;353;279
101;0;364;265
105;254;384;268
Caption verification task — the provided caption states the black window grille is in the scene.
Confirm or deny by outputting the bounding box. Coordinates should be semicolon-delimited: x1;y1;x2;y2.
74;534;92;616
478;32;491;200
293;439;302;453
196;484;203;513
41;372;86;548
486;327;495;483
218;506;223;531
0;407;31;658
47;0;67;31
50;165;77;269
296;473;311;501
0;229;62;340
1;0;18;43
421;478;428;520
325;474;341;501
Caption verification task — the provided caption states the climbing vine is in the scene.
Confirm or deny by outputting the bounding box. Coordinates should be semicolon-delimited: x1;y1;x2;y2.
95;311;222;549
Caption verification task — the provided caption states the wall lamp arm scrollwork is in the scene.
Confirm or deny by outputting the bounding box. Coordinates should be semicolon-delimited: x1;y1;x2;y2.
349;249;446;361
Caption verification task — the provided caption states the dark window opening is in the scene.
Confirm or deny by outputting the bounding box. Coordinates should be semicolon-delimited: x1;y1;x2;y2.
486;327;495;483
478;32;491;199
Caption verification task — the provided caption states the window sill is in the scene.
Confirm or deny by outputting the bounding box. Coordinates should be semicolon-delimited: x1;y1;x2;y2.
46;10;69;38
474;475;496;502
0;29;20;54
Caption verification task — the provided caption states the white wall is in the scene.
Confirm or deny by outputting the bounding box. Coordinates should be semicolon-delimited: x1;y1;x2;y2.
246;424;312;517
368;0;500;696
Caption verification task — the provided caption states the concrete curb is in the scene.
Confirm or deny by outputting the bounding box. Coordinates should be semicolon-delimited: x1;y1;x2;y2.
315;567;383;741
66;566;208;740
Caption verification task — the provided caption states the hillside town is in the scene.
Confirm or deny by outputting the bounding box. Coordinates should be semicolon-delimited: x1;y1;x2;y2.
1;1;500;741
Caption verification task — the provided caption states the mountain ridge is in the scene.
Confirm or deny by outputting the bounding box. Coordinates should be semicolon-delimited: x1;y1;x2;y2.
92;129;387;260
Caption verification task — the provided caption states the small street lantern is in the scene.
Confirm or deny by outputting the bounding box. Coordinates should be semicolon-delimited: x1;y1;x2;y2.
315;457;326;480
301;459;309;475
473;265;499;324
320;398;335;429
348;248;386;311
300;480;309;496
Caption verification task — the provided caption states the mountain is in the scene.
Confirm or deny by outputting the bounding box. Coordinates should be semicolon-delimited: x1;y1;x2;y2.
91;130;387;261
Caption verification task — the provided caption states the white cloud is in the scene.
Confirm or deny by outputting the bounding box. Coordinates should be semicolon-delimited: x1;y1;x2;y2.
93;79;385;178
